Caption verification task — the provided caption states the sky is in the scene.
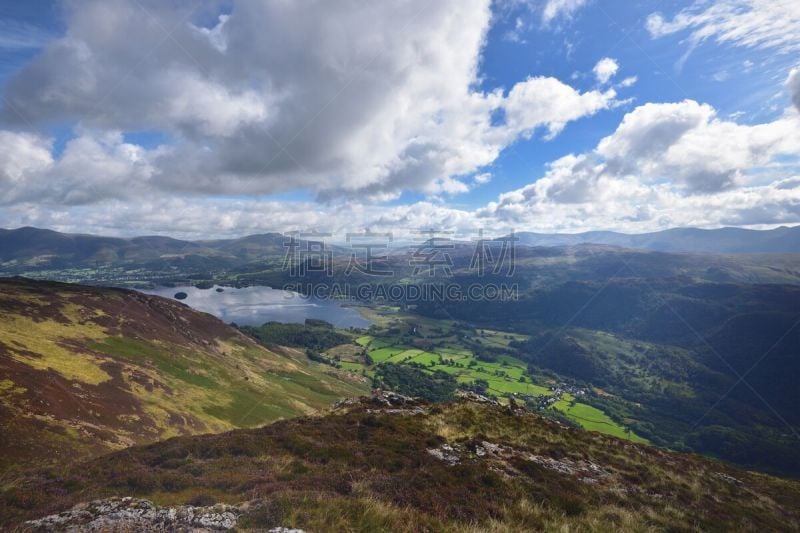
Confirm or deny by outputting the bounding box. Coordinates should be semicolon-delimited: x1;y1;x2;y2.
0;0;798;239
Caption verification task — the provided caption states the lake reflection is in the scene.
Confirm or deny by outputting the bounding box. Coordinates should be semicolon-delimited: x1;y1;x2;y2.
140;285;370;328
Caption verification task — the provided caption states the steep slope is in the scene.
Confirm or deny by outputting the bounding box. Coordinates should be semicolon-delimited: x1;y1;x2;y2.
0;278;368;476
3;394;799;531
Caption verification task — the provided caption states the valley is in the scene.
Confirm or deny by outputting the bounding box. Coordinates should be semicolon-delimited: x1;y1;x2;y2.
309;306;648;443
3;2;800;528
2;227;800;530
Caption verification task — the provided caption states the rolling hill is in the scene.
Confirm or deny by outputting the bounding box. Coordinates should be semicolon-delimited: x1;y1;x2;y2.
0;277;368;477
0;227;324;271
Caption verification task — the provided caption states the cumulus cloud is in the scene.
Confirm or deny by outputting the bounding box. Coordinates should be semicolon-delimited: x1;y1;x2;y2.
0;131;53;192
478;96;800;230
0;196;484;241
647;1;800;54
503;77;617;138
0;129;162;205
598;100;800;193
0;0;620;205
2;0;798;237
593;58;619;84
4;93;799;236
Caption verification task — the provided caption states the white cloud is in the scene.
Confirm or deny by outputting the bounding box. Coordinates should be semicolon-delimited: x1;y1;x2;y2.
503;77;617;139
542;0;590;25
474;172;492;185
4;92;799;236
0;131;53;194
478;94;800;231
597;100;800;193
0;196;483;241
647;1;800;54
503;16;527;43
5;96;799;237
593;57;619;84
1;0;619;204
0;128;167;206
3;1;797;237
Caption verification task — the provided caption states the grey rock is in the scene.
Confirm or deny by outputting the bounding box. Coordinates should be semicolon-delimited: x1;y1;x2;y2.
24;497;238;532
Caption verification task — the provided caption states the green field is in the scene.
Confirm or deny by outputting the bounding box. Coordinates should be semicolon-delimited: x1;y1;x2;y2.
552;394;648;443
325;306;649;443
328;306;644;442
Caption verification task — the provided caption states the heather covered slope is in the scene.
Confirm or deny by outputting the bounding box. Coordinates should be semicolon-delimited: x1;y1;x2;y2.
3;394;799;531
0;278;368;476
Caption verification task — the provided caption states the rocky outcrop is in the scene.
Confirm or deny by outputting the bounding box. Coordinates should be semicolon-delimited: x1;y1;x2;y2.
455;390;499;405
427;440;612;484
334;390;427;415
23;497;238;532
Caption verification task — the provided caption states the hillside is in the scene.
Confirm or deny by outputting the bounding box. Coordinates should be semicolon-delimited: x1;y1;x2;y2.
3;393;800;531
0;278;368;477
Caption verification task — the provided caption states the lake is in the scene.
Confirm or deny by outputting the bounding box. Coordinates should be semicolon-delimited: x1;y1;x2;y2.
140;285;371;328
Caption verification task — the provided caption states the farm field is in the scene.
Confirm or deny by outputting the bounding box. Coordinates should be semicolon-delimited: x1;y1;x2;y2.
552;394;648;443
326;306;645;442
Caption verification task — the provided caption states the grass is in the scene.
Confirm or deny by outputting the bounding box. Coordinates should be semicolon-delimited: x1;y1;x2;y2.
1;315;111;385
551;394;648;443
90;337;219;389
338;361;364;372
204;387;299;426
368;346;410;363
355;336;373;347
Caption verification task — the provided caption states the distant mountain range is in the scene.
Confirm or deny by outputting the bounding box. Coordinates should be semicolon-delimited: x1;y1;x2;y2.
2;226;800;275
0;226;288;267
513;226;800;253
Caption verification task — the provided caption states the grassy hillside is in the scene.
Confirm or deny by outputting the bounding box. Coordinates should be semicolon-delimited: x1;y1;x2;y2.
0;278;368;477
3;395;799;531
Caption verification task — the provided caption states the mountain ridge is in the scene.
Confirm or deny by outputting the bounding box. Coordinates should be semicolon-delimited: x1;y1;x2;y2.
513;225;800;253
4;225;800;267
3;392;799;531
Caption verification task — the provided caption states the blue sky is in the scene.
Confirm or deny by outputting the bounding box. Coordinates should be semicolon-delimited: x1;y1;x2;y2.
470;0;797;208
0;0;798;238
